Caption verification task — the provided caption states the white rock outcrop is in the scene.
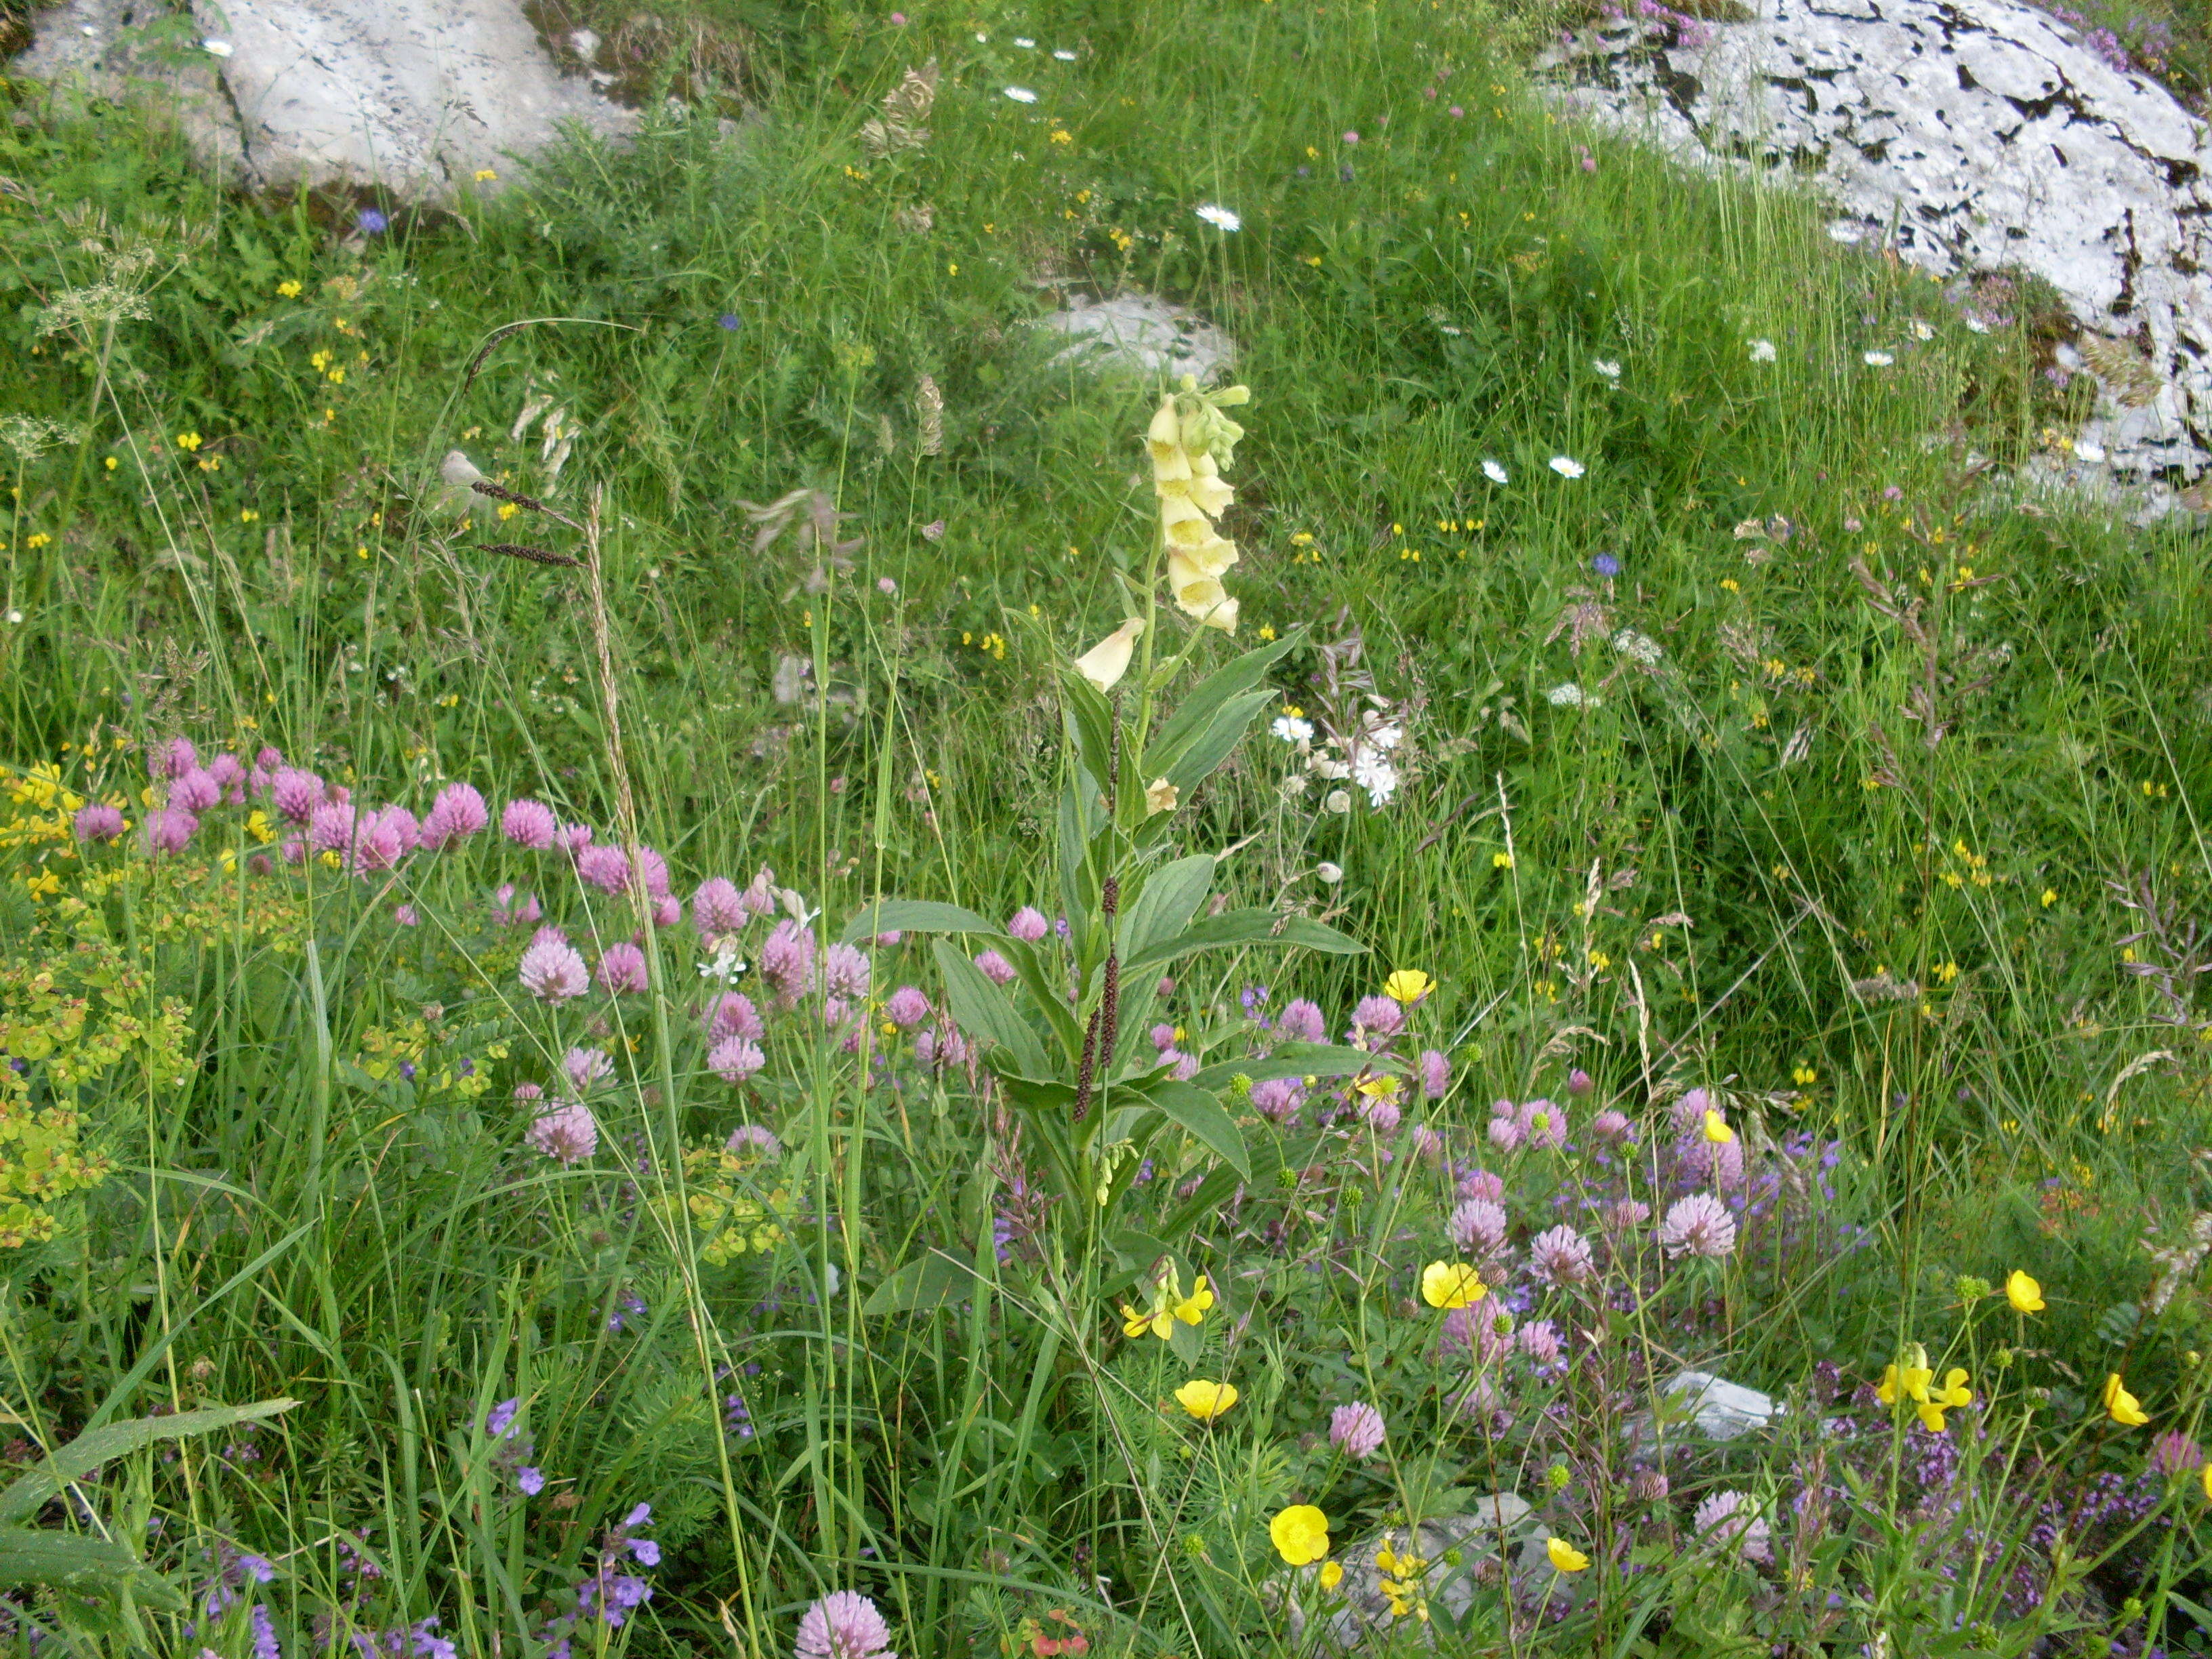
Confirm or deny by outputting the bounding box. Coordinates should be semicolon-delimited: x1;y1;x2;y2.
16;0;634;201
1036;292;1238;383
1547;0;2212;474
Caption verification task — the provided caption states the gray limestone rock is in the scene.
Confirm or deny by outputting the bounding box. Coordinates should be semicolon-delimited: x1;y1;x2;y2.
1036;292;1238;384
16;0;635;201
1545;0;2212;474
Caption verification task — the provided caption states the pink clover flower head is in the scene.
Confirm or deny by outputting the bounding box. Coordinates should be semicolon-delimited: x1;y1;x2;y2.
1329;1401;1387;1459
709;1035;766;1084
741;867;779;917
272;767;325;823
1458;1167;1504;1203
206;752;245;798
171;768;222;813
1007;905;1050;942
556;822;595;859
1486;1111;1523;1152
513;1082;545;1102
1250;1078;1304;1122
709;993;765;1042
491;884;541;926
758;919;818;1005
633;845;672;899
823;942;872;1000
501;798;558;850
350;804;419;872
280;838;306;865
519;937;590;1003
1529;1224;1595;1284
1516;1097;1567;1151
151;736;198;779
1448;1197;1509;1256
1658;1192;1738;1260
1150;1023;1179;1054
795;1590;895;1659
884;985;932;1027
651;895;682;930
1566;1066;1595;1097
1444;1304;1513;1363
694;877;749;939
727;1124;781;1159
1591;1108;1633;1141
1351;994;1404;1038
394;903;419;927
73;802;125;842
531;924;570;949
974;949;1017;986
565;1046;614;1092
308;801;357;853
1605;1197;1651;1231
2150;1431;2205;1476
422;782;489;848
1517;1318;1563;1366
577;844;632;895
143;807;199;855
1275;999;1327;1044
527;1101;598;1165
1419;1049;1452;1099
1670;1086;1712;1135
1409;1124;1445;1162
1171;1051;1200;1082
255;745;283;769
1692;1491;1771;1563
1361;1094;1401;1135
597;942;649;994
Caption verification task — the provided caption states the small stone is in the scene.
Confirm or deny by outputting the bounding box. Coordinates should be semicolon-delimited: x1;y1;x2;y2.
1035;291;1238;384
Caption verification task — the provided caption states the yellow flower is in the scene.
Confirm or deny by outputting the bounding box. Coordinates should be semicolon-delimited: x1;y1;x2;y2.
474;167;498;181
2202;1461;2212;1502
1545;1538;1589;1573
1145;777;1179;816
1375;1543;1429;1618
1147;398;1191;480
1173;1274;1214;1326
1420;1261;1486;1310
1916;1368;1972;1433
1073;617;1144;693
1270;1505;1330;1566
1120;1301;1169;1340
1318;1560;1344;1591
1174;1379;1238;1421
1878;1344;1934;1408
2005;1270;2044;1313
1702;1109;1735;1145
2104;1372;2150;1427
276;279;302;298
1384;969;1433;1004
1165;554;1239;632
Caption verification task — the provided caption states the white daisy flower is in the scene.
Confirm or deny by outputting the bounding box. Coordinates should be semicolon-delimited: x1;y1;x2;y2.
1271;715;1315;743
1908;319;1934;341
1748;339;1777;362
1052;48;1077;60
2074;438;2108;463
1003;85;1038;102
1549;455;1585;478
1013;36;1036;47
1593;358;1621;379
1863;350;1893;367
1481;458;1509;485
1194;203;1242;231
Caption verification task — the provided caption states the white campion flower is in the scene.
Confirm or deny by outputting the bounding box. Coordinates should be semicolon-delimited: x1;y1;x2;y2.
1323;789;1352;814
1052;48;1077;60
1003;86;1038;102
1351;754;1399;806
1271;715;1315;743
1315;861;1343;884
1747;339;1777;363
1310;755;1351;781
1194;204;1242;232
1963;316;1990;335
1481;458;1509;484
1549;455;1585;478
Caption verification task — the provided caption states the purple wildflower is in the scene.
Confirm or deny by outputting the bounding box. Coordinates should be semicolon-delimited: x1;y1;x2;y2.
1692;1490;1771;1563
272;767;325;823
577;844;631;895
502;798;558;849
73;802;125;842
1418;1050;1451;1099
709;993;765;1041
171;768;222;812
758;920;818;1005
1517;1319;1562;1365
726;1124;781;1159
795;1591;895;1659
974;949;1017;985
1529;1224;1594;1284
1449;1197;1509;1257
1007;906;1049;942
1276;999;1327;1043
143;807;199;854
823;943;871;999
1330;1402;1386;1459
1658;1192;1737;1259
564;1046;613;1092
1517;1097;1567;1150
527;1102;598;1164
884;986;932;1027
709;1036;766;1083
518;937;590;1002
596;943;649;994
1351;995;1404;1038
694;877;749;938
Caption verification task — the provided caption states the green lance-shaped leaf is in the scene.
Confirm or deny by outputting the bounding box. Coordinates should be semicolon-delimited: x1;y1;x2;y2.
1124;1076;1250;1179
1123;910;1365;976
930;940;1050;1079
0;1398;299;1525
838;900;998;946
1116;853;1214;965
0;1527;182;1609
1143;630;1301;783
1186;1041;1391;1094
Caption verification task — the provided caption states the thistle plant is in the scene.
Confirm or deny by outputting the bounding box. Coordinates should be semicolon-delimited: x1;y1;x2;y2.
849;381;1387;1303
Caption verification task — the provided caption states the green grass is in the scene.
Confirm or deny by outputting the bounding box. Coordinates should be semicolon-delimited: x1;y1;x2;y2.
2;0;2212;1653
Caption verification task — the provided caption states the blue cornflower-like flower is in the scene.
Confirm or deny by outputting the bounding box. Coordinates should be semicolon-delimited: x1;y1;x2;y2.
357;208;390;235
717;312;741;330
1592;552;1621;578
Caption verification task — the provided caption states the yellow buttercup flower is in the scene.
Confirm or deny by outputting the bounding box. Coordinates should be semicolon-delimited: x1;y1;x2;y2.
2104;1372;2150;1427
1174;1379;1238;1421
1318;1560;1345;1591
1702;1109;1735;1144
2005;1270;2044;1313
1073;617;1144;692
1270;1504;1330;1566
1420;1261;1487;1310
1545;1538;1590;1573
1384;969;1433;1004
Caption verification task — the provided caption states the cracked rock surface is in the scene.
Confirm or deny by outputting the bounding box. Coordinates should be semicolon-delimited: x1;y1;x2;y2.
1545;0;2212;474
16;0;634;201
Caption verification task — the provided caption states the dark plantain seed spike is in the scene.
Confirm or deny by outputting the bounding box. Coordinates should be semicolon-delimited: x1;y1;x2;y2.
471;479;550;513
472;542;581;569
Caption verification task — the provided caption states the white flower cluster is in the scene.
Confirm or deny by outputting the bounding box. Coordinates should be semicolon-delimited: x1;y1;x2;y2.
1273;701;1408;809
